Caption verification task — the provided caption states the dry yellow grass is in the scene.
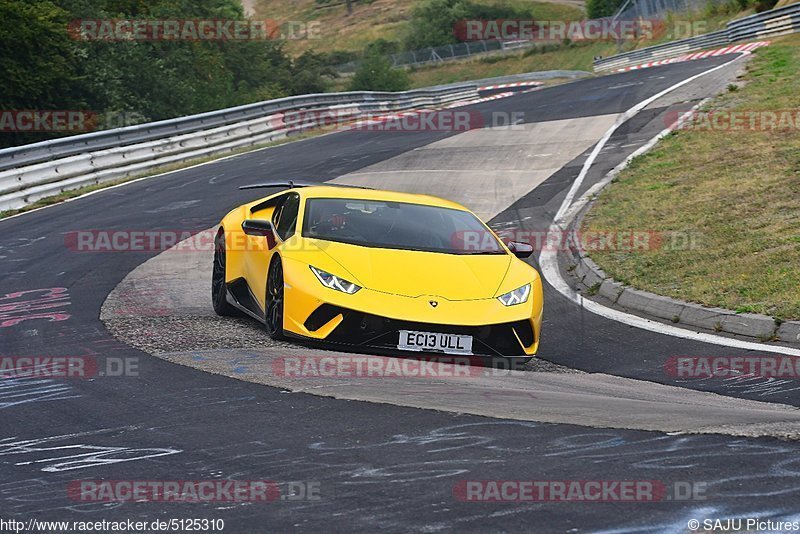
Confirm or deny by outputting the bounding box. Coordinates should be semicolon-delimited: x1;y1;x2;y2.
252;0;583;55
252;0;413;54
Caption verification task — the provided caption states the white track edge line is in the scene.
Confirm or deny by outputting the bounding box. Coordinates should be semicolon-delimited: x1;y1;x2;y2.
553;54;745;222
540;55;800;356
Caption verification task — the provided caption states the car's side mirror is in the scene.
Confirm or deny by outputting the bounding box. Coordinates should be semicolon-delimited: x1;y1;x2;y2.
508;241;533;259
242;219;276;249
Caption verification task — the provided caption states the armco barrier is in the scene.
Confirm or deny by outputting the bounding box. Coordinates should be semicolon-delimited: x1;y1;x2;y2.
0;86;477;211
593;30;729;71
593;3;800;72
727;2;800;41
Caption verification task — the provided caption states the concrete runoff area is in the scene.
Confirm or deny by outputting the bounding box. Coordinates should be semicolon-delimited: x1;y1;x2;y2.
331;115;619;220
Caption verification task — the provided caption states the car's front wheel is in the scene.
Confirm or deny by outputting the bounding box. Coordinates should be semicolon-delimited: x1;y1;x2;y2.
265;257;286;340
212;229;239;317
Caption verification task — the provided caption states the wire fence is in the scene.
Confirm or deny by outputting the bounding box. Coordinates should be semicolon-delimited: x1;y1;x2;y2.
335;0;730;73
335;40;526;73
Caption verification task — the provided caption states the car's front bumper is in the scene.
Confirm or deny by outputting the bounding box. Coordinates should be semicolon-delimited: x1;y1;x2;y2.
282;257;542;357
299;304;537;356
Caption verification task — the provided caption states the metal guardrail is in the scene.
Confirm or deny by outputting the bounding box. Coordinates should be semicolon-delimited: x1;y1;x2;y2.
593;30;729;71
0;85;477;212
0;89;470;172
594;3;800;72
727;2;800;41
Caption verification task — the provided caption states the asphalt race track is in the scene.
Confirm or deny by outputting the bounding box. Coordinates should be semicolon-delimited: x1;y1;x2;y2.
3;54;800;532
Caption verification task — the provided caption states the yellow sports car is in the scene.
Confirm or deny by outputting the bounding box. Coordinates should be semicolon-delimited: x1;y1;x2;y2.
212;182;543;361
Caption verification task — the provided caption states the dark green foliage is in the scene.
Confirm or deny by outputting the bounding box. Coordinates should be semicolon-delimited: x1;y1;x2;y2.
586;0;627;19
404;0;544;49
348;50;410;91
0;0;340;147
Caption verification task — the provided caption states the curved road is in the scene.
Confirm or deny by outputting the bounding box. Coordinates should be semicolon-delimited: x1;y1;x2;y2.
2;54;799;532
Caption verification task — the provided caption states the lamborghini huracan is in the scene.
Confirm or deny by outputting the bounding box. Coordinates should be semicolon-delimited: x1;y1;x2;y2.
212;182;543;360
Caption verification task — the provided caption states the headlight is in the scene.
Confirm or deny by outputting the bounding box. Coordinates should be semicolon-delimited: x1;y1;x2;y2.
310;266;361;294
497;283;530;306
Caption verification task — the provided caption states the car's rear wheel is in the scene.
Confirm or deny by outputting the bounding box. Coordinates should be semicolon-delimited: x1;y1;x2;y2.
265;257;286;340
212;230;239;317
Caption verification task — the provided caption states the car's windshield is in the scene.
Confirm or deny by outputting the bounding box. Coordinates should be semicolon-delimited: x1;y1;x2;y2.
302;198;505;255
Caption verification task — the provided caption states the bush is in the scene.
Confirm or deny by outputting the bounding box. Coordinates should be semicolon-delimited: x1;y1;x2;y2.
364;38;401;56
348;52;410;91
323;49;360;64
289;51;338;94
586;0;627;19
403;0;539;50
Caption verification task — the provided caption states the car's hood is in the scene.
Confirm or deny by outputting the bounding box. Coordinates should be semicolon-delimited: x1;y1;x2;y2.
310;239;512;300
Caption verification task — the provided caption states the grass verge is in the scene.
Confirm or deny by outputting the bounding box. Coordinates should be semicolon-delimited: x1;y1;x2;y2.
404;41;613;87
582;34;800;321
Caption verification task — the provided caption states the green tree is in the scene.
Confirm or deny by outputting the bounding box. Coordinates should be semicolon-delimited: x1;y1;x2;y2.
0;0;360;148
404;0;540;50
0;1;84;145
0;0;308;147
404;0;470;50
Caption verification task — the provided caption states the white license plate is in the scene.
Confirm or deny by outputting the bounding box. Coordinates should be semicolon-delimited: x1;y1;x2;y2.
398;330;473;355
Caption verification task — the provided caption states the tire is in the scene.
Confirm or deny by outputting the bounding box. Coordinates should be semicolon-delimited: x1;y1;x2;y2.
212;230;239;317
265;257;287;340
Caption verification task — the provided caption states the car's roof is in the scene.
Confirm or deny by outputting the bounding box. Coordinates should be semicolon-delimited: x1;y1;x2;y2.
276;185;470;212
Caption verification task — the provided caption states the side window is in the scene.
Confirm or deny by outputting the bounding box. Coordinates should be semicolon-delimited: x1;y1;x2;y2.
271;195;288;228
275;193;300;241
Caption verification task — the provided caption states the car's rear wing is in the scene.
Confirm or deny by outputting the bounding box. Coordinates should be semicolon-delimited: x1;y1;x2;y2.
239;181;316;190
239;181;372;190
